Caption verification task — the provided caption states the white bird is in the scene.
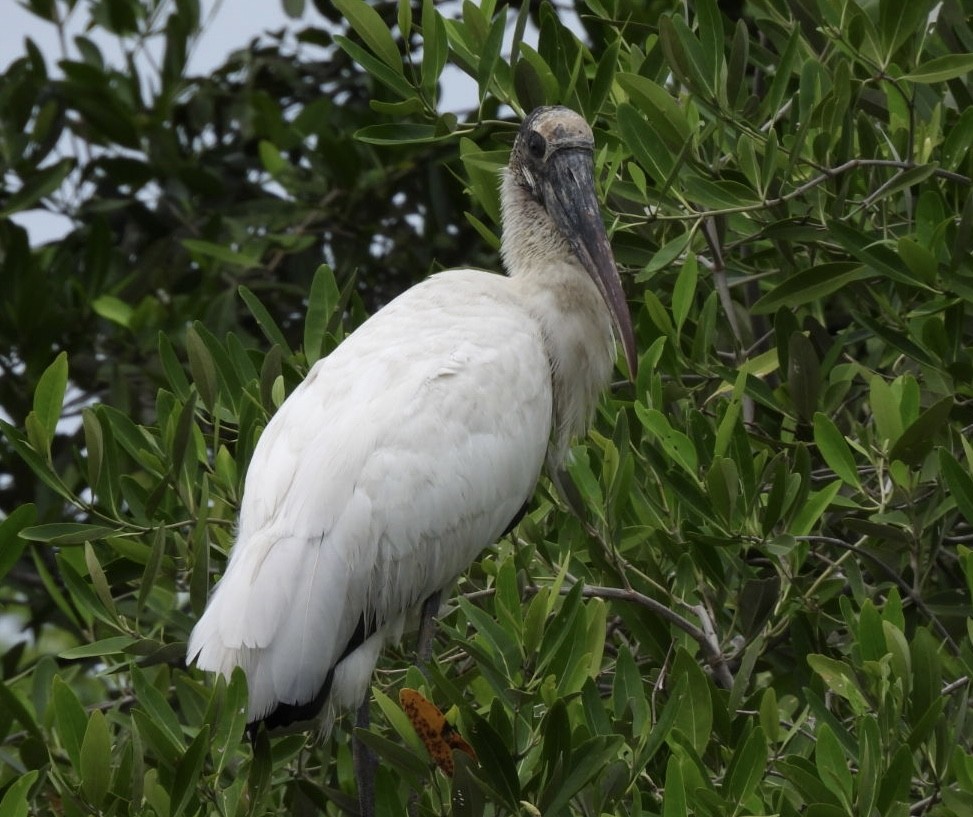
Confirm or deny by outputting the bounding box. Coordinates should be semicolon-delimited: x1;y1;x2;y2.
187;106;637;748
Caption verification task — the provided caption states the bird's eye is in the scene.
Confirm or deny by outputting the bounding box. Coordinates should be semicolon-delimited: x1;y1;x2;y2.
527;131;546;159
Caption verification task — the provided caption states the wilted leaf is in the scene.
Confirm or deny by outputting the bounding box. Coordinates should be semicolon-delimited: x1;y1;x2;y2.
399;688;476;776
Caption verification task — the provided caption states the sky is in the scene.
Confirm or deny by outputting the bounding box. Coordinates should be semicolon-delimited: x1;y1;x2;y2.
3;0;293;241
3;1;571;245
2;0;505;243
4;0;296;76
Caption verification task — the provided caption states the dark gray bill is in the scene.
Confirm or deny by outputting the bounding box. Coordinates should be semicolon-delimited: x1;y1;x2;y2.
542;147;638;378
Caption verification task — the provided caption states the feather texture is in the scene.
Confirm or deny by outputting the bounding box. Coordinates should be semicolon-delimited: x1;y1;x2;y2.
188;271;555;724
187;106;632;735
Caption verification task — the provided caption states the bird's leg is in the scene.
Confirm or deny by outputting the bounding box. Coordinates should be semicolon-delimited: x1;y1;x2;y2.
407;591;443;817
354;699;376;817
415;590;442;671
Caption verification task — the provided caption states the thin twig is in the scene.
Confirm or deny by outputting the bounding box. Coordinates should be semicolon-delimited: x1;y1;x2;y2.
646;159;971;224
797;535;956;650
567;583;734;689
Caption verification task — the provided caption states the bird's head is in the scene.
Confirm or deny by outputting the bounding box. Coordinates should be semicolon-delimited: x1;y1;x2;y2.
509;106;638;379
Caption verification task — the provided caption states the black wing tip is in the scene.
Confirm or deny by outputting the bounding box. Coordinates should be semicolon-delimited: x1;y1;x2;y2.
241;612;378;744
246;670;336;742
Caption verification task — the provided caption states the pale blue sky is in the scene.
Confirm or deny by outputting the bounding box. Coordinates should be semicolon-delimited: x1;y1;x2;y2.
3;1;573;244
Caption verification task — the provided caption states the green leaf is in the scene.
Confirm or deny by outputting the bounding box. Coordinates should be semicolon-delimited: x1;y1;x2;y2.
855;311;937;367
813;413;861;488
889;396;953;467
303;264;339;365
0;770;39;817
452;751;484;817
681;173;760;209
0;504;35;583
640;230;692;277
896;236;937;284
82;407;104;491
80;710;111;808
332;0;403;72
513;44;558;109
762;26;801;121
670;649;712;755
354;123;454;145
903;53;973;83
210;667;249;774
51;678;86;771
20;522;116;546
397;0;411;41
869;163;939;208
616;73;690;149
877;744;914;811
672;252;697;335
752;262;868;314
830;222;932;289
639;674;683;767
542;736;624;814
662;754;688;817
807;654;869;715
694;0;724;96
617;102;677;183
939;448;973;526
706;456;739;524
182;238;260;269
789;333;821;423
84;541;116;618
371;687;425;757
239;285;290;352
476;14;506;103
758;687;779;744
858;715;881;817
612;645;649;731
59;636;137;658
815;723;853;810
636;405;698;477
879;0;929;59
0;681;42;740
858;599;886;662
0;157;74;216
777;757;843;807
92;294;134;328
32;351;68;452
334;35;415;100
943;107;973;170
589;37;619;117
467;714;521;811
869;375;903;444
724;725;767;803
158;332;191;400
172;725;210;817
133;709;181;769
258;139;288;175
132;666;185;752
420;0;447;101
186;324;218;412
659;13;713;98
909;627;943;715
883;619;911;687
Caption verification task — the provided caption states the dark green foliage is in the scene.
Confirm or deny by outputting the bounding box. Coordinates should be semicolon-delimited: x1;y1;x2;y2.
3;0;973;814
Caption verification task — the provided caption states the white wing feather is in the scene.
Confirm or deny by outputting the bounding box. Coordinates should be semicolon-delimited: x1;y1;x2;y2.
187;269;553;722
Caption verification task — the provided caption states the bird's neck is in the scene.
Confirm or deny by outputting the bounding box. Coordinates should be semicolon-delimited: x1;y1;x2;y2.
500;173;616;466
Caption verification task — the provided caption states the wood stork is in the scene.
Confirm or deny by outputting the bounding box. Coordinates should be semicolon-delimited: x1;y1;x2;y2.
187;104;637;761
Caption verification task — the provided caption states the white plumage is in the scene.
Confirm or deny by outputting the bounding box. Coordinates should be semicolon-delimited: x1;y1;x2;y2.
187;106;637;736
